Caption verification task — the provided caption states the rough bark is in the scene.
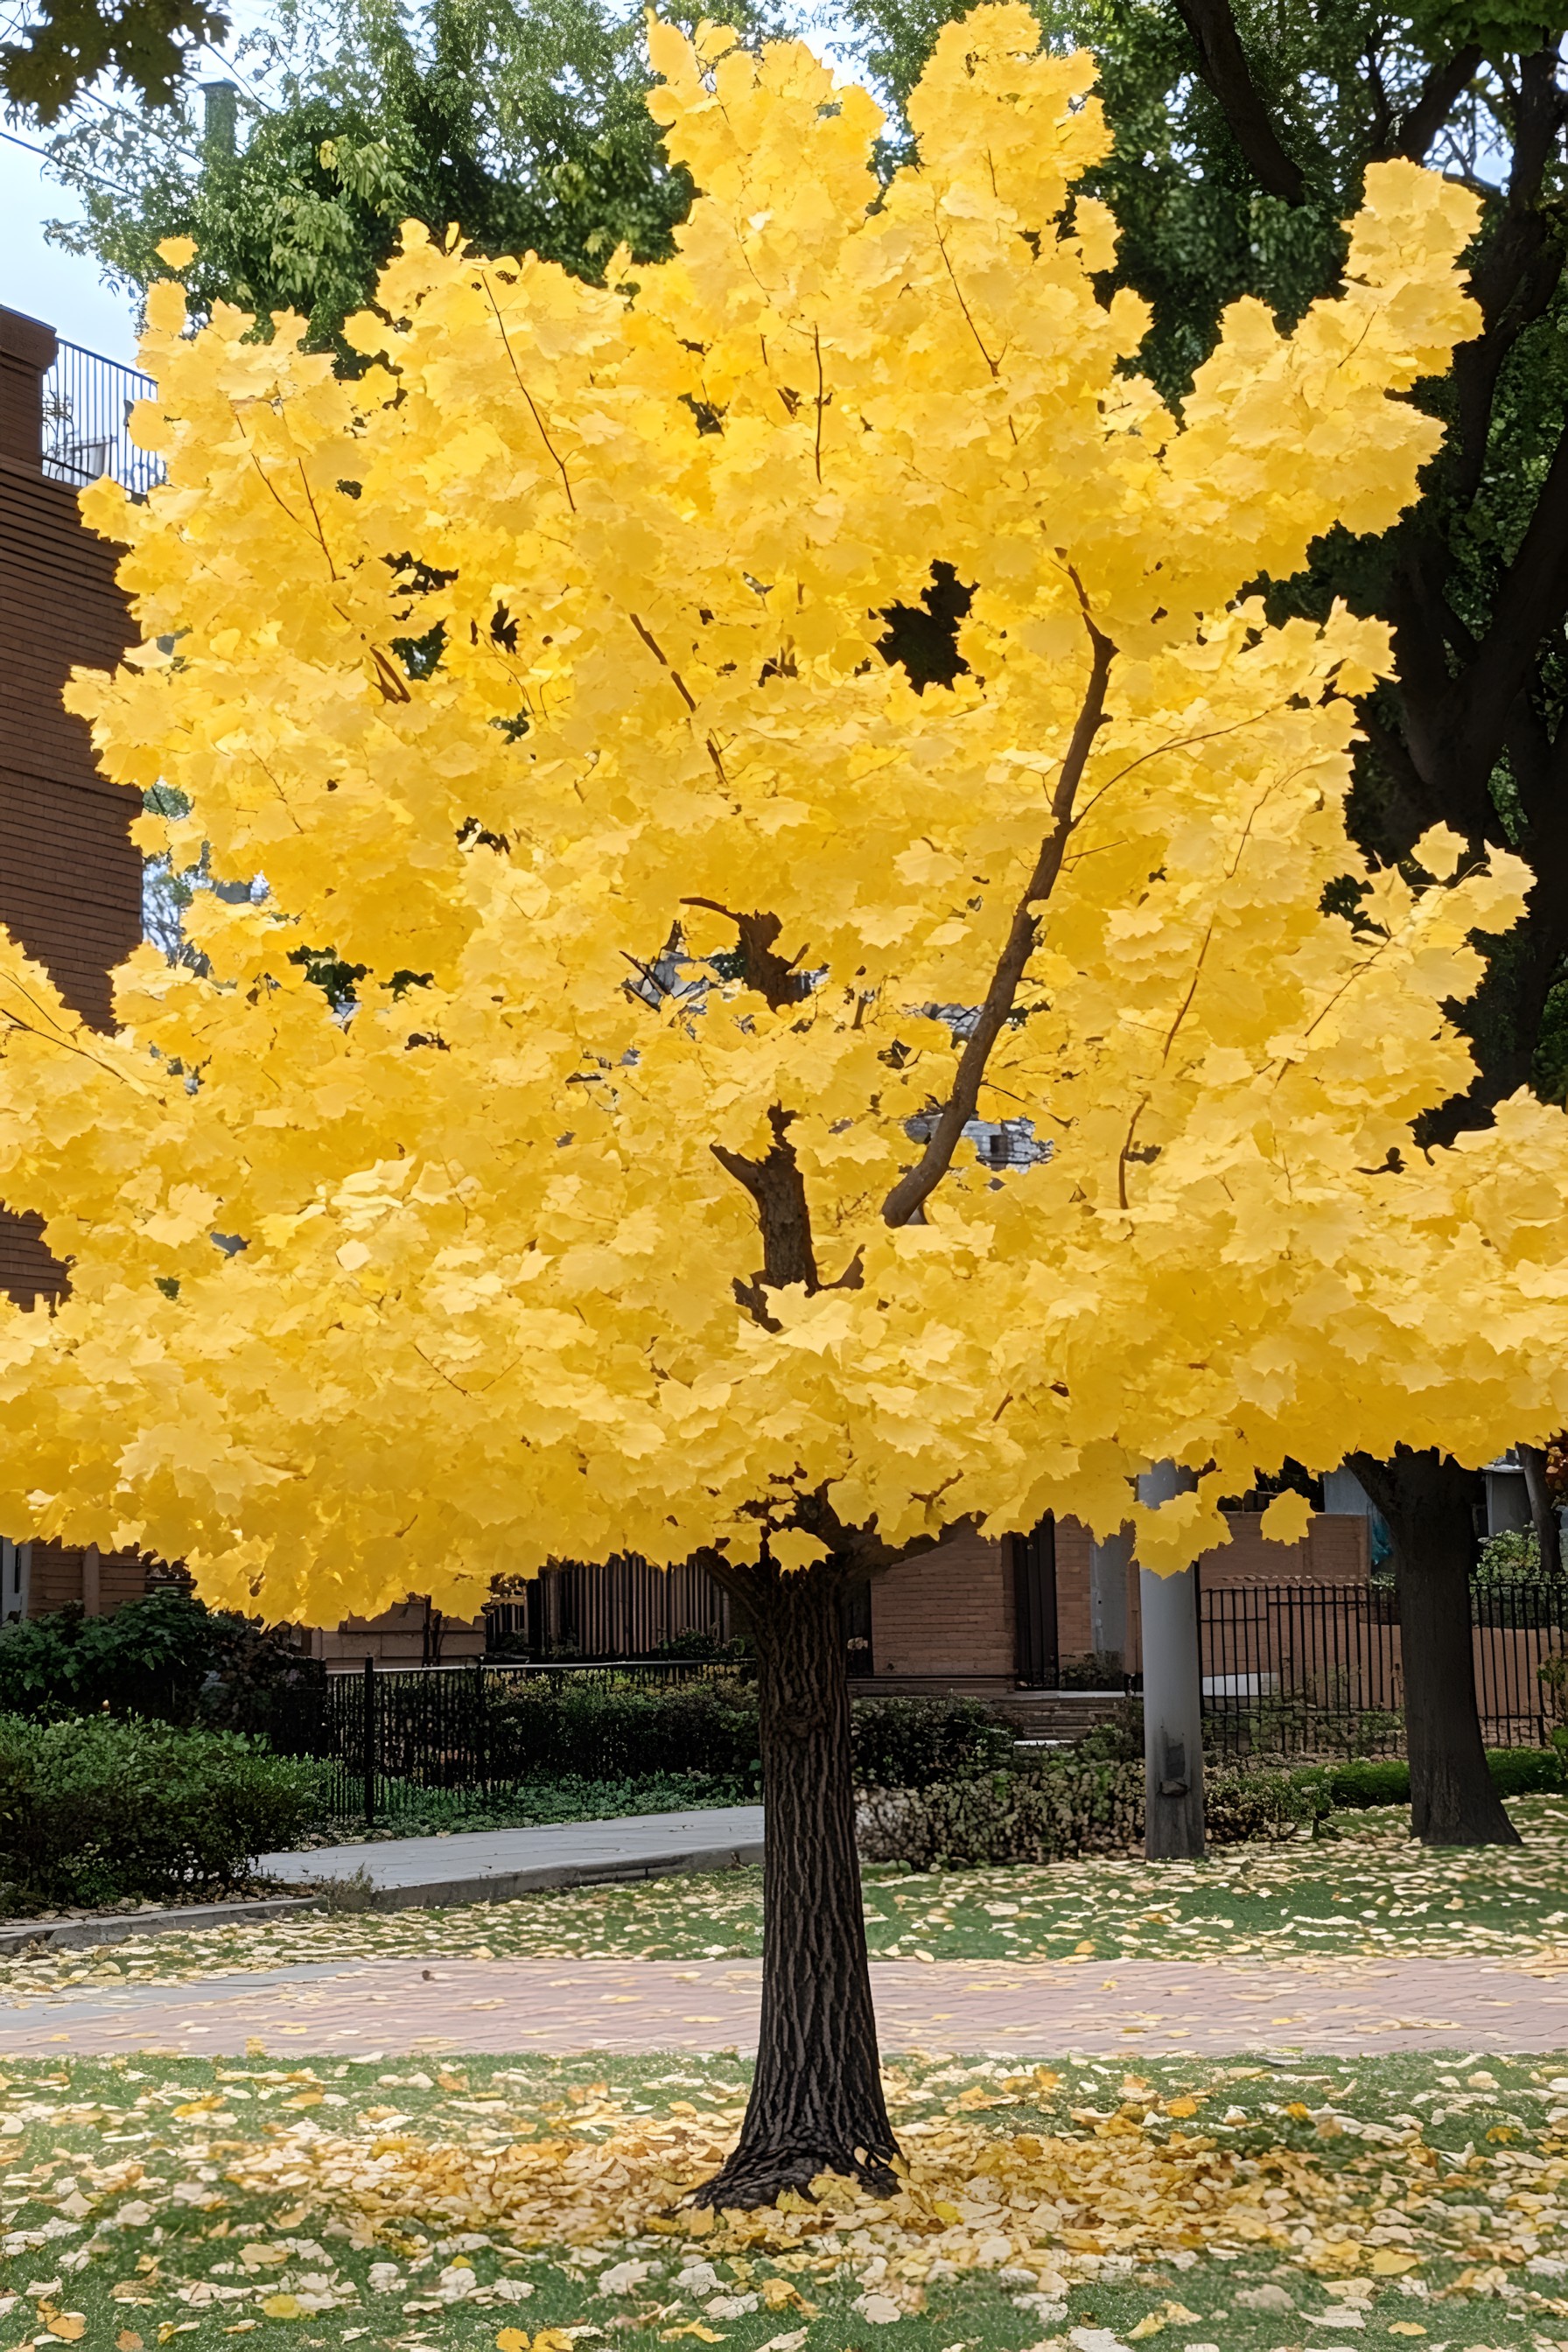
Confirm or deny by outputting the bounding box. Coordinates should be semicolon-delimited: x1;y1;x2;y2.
1349;1448;1520;1846
691;1557;897;2208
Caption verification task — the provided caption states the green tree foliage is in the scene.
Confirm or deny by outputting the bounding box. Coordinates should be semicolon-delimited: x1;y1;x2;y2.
41;0;774;352
3;0;226;123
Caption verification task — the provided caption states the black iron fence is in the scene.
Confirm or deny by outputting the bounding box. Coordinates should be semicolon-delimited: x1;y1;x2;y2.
1198;1578;1568;1758
272;1657;752;1824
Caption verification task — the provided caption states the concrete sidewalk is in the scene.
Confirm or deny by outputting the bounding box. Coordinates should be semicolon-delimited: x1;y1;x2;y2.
257;1804;766;1910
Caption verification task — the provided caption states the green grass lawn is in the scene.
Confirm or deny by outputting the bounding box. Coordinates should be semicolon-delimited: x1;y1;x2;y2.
2;2048;1564;2352
9;1800;1568;1997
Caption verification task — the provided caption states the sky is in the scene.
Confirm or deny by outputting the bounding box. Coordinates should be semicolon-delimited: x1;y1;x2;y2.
0;130;142;362
0;0;281;365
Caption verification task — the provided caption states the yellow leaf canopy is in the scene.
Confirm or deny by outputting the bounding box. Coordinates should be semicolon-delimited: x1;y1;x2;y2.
2;7;1564;1605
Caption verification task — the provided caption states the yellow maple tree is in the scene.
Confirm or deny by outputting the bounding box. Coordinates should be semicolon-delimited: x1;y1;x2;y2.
3;4;1566;2198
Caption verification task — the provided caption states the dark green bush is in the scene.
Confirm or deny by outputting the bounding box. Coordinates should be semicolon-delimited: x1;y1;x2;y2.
850;1696;1014;1788
488;1677;762;1782
483;1679;1012;1790
1320;1750;1561;1810
0;1589;322;1732
1324;1757;1411;1810
0;1714;328;1910
1485;1745;1563;1797
857;1758;1326;1869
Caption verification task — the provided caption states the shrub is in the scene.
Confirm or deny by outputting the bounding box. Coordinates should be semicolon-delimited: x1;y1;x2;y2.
1318;1749;1559;1810
850;1696;1014;1788
488;1676;762;1782
483;1679;1012;1790
856;1757;1326;1869
0;1714;328;1911
1487;1744;1563;1797
1324;1757;1411;1810
0;1589;322;1732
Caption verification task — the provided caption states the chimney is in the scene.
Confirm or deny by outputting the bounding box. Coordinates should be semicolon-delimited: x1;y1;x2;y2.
202;78;238;158
0;306;58;469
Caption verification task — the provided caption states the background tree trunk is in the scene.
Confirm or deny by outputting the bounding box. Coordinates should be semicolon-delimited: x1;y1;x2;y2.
1520;1443;1563;1578
1349;1448;1519;1846
693;1558;897;2208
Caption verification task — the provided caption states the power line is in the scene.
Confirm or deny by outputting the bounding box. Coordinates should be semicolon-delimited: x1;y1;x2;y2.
0;121;143;197
199;34;282;115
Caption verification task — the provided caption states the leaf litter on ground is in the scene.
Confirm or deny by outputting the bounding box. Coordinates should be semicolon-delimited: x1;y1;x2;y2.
4;2050;1568;2352
7;1801;1568;1998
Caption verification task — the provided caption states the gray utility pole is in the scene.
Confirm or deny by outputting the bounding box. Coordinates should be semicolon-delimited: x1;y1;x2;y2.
1137;1462;1205;1860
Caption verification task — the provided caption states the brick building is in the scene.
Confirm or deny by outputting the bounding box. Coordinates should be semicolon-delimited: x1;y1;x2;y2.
858;1505;1369;1703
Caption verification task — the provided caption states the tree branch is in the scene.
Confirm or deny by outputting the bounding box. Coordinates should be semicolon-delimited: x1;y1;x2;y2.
1169;0;1306;205
881;612;1115;1228
1389;45;1482;162
682;900;807;1010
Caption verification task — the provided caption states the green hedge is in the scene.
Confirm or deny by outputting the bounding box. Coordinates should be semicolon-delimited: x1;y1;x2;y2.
1320;1747;1564;1811
485;1680;1011;1790
857;1758;1327;1869
0;1715;328;1911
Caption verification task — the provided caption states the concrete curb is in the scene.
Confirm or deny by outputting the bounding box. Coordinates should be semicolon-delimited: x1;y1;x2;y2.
0;1835;765;1957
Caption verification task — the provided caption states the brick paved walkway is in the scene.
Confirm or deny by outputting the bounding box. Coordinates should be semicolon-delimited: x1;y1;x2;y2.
2;1954;1564;2057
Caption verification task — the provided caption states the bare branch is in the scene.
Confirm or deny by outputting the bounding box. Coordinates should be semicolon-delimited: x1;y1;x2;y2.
881;611;1115;1228
1389;44;1482;161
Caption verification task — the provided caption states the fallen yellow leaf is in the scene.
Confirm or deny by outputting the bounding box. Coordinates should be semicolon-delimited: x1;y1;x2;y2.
1387;2326;1425;2338
495;2330;529;2352
47;2319;87;2343
260;2297;302;2320
116;2334;144;2351
1370;2252;1420;2276
1127;2319;1165;2341
1164;2096;1200;2119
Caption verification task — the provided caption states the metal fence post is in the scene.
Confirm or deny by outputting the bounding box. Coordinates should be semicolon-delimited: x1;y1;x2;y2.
362;1655;376;1829
472;1655;487;1792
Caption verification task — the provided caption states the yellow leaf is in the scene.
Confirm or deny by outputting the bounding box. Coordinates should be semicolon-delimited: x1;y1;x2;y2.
496;2330;529;2352
155;236;197;268
1164;2096;1200;2118
260;2298;302;2320
47;2319;87;2342
1370;2252;1420;2276
1387;2325;1425;2338
116;2334;144;2350
1257;1488;1312;1546
1127;2319;1165;2340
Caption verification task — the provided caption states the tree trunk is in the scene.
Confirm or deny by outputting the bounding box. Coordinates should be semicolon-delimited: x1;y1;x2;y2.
692;1558;897;2208
1349;1448;1520;1846
1521;1443;1563;1578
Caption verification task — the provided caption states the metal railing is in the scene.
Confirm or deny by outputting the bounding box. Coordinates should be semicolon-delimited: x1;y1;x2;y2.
42;340;163;499
1198;1577;1568;1758
270;1656;752;1824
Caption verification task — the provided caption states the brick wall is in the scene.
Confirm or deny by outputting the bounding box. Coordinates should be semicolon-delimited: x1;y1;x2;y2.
866;1526;1017;1686
1;306;139;1318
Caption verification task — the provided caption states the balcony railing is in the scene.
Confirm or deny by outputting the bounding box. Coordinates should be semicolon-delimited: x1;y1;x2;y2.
42;338;164;499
